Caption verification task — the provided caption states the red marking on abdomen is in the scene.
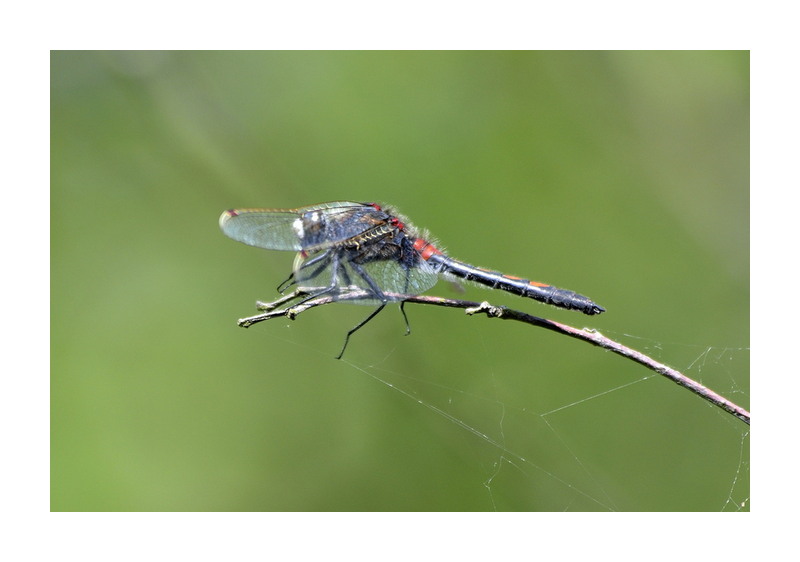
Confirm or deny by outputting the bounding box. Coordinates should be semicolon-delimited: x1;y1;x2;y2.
528;280;549;288
413;238;442;260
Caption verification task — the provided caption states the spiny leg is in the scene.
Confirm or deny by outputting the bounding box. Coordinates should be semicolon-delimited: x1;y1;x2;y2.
293;251;342;307
278;250;333;293
335;302;386;360
335;260;391;359
397;253;418;336
399;301;412;336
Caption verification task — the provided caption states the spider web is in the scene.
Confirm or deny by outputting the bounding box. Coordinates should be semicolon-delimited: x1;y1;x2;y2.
310;317;752;512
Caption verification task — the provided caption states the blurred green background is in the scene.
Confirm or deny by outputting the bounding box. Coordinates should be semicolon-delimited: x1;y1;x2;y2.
51;51;749;511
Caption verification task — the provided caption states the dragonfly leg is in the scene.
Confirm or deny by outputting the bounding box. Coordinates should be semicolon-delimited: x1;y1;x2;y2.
276;272;296;294
292;252;342;307
399;301;412;336
278;250;333;293
335;302;386;359
333;259;394;359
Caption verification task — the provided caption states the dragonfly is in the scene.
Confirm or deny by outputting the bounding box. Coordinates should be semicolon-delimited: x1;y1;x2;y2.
220;201;604;357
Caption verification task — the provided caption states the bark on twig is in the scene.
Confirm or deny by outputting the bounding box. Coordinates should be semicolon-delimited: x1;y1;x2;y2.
235;289;750;426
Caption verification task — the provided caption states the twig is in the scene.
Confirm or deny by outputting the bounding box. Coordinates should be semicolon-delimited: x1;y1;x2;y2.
235;288;750;426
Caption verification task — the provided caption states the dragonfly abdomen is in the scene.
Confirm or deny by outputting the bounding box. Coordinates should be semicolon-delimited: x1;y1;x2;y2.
420;248;605;316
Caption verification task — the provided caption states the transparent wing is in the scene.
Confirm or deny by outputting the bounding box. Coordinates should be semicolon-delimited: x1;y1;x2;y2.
219;201;368;251
289;249;440;305
360;257;440;298
220;208;305;250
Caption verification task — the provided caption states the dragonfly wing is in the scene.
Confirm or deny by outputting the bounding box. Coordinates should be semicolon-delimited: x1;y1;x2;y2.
360;257;439;298
220;209;305;251
287;250;439;304
220;202;382;252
